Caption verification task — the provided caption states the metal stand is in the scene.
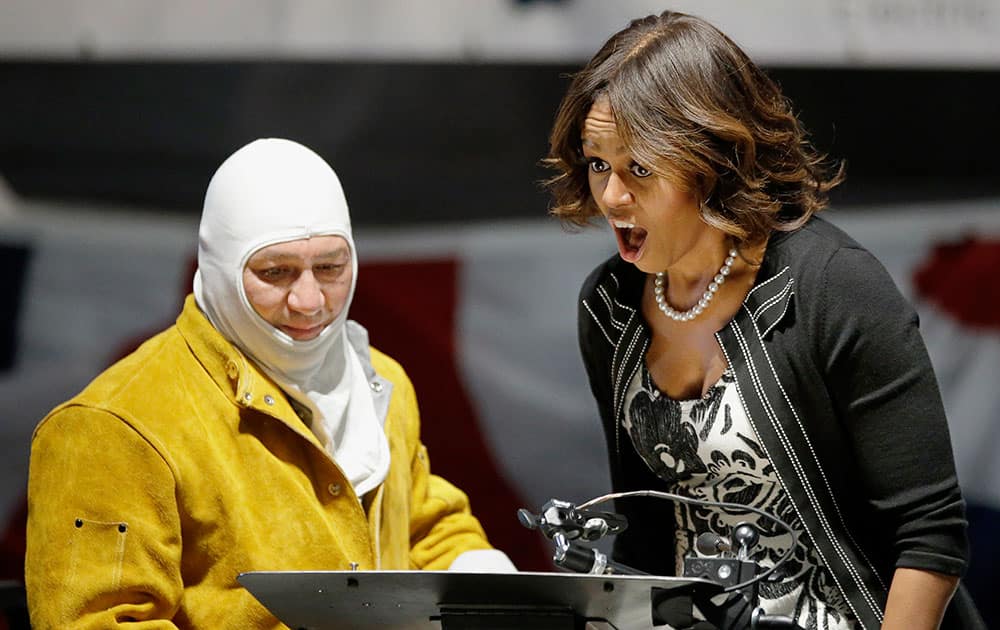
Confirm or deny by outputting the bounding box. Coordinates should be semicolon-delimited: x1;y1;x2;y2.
238;570;723;630
436;605;583;629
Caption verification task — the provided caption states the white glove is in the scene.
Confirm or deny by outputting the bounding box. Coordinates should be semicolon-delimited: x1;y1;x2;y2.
446;549;518;573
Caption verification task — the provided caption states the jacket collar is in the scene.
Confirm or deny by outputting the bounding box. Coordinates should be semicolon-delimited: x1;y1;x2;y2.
744;231;796;339
741;264;795;339
345;320;393;426
601;240;796;344
176;295;314;436
599;241;796;434
175;295;393;434
601;236;796;340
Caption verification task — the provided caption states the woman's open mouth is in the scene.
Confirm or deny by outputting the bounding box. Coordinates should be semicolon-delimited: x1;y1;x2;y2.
611;218;648;263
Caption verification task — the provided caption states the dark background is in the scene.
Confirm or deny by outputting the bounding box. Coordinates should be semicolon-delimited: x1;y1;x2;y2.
2;61;999;224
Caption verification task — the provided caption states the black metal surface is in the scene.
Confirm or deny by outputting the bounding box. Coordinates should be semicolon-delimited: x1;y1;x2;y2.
237;570;723;630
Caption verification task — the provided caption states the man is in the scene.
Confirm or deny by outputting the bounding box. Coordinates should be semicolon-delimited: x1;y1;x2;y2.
25;138;510;629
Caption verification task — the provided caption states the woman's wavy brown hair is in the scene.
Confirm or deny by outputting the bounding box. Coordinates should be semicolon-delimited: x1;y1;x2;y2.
544;10;844;245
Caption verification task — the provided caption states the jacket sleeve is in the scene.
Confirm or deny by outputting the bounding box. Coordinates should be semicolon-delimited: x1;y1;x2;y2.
395;373;494;570
577;270;678;577
25;406;184;629
820;246;968;577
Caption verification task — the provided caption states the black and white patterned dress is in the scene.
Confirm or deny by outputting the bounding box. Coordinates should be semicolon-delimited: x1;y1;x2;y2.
623;362;856;630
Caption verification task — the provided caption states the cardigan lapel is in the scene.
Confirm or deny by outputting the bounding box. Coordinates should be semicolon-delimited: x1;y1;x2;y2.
716;264;885;630
588;264;648;459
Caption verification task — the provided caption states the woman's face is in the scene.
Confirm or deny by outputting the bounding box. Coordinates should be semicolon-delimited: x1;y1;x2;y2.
581;96;712;274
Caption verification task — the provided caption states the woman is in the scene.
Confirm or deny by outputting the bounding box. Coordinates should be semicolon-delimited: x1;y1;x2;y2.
544;10;982;630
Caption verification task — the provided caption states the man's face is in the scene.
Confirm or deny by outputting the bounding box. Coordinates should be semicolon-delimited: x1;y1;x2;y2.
242;235;352;341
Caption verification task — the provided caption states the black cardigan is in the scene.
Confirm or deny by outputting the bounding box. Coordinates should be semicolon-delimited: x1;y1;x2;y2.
578;216;982;629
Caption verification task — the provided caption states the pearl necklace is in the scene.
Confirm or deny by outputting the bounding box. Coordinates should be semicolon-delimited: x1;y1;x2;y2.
653;248;737;322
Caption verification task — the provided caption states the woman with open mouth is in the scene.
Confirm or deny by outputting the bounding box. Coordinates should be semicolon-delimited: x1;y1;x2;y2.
544;10;982;630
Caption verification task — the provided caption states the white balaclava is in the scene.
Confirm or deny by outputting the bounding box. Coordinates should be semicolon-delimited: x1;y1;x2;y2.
193;138;389;497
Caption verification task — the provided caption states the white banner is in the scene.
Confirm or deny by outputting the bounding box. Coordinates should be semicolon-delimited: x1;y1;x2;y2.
1;0;998;67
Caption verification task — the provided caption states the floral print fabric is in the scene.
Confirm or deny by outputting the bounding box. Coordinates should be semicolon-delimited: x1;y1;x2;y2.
623;364;855;630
